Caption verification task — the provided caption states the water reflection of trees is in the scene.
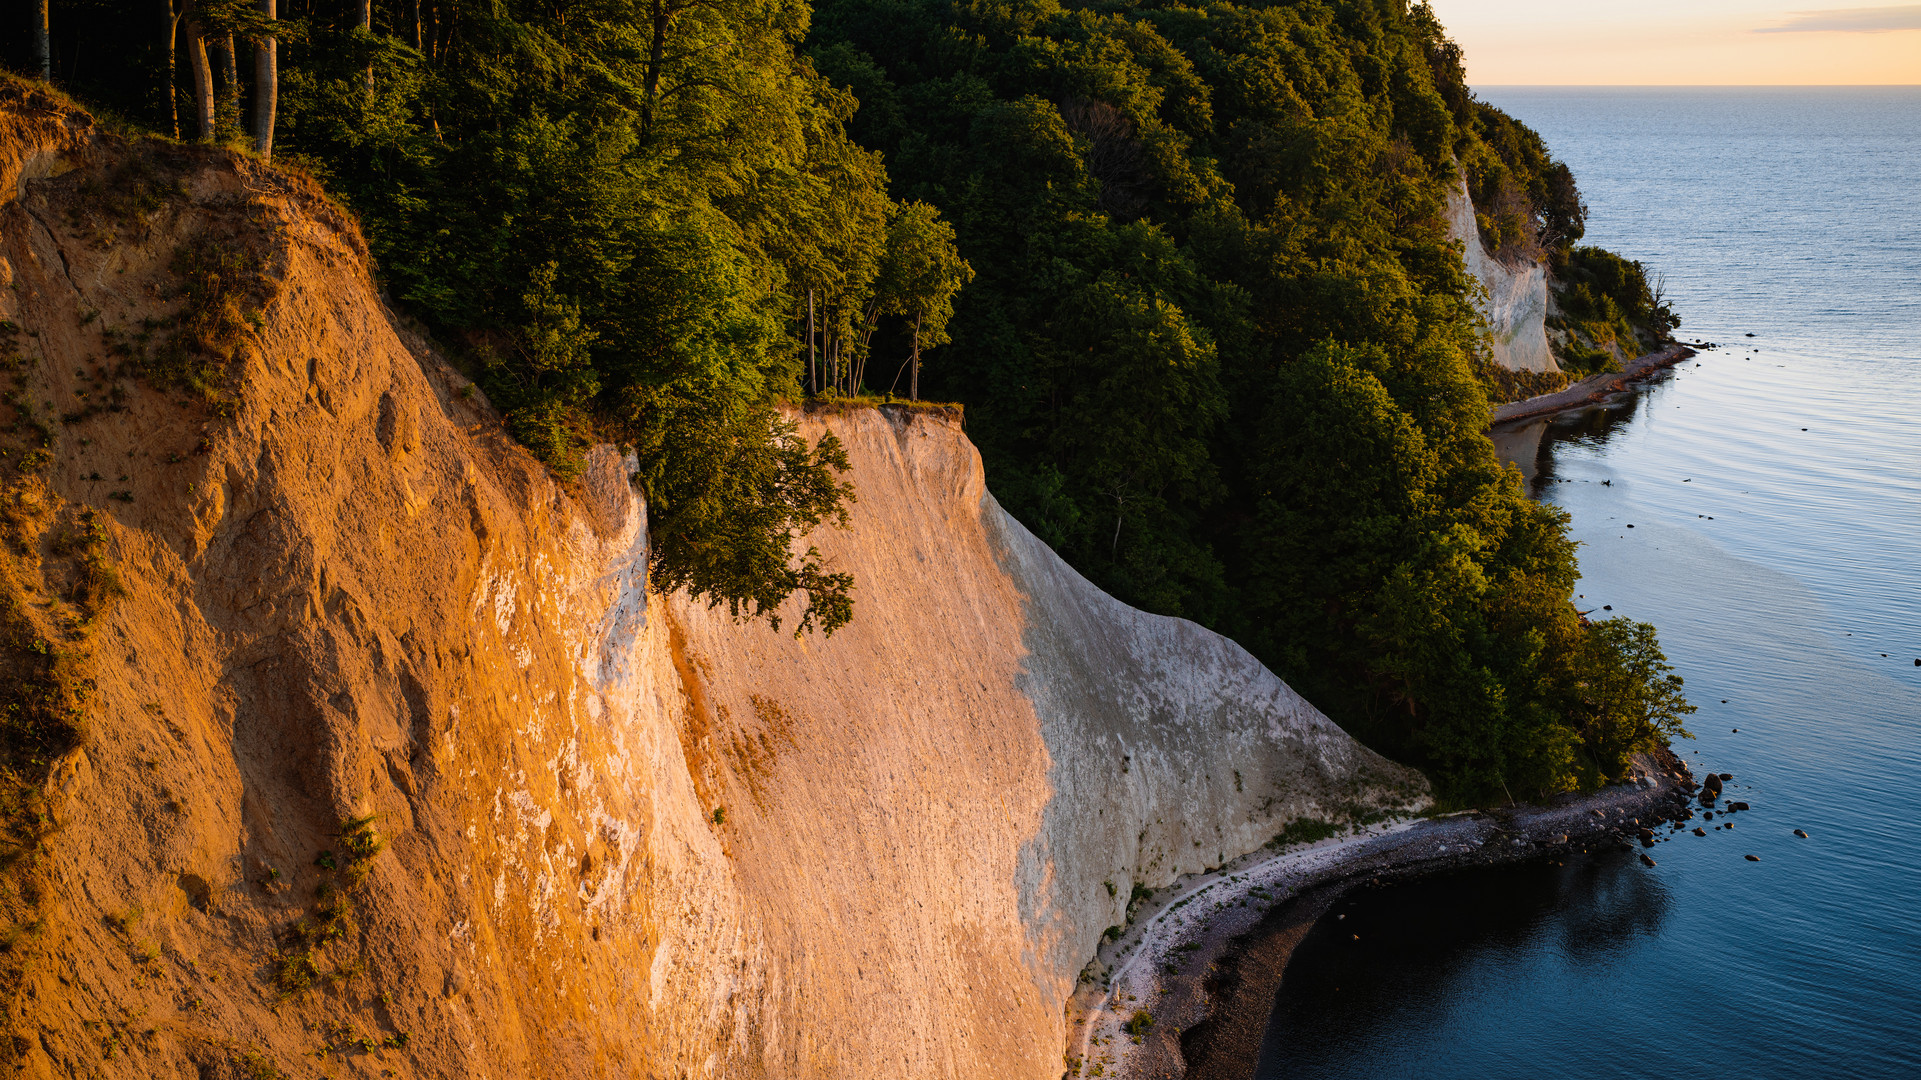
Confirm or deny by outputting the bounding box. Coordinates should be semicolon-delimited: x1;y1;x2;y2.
1516;385;1665;496
1255;851;1670;1077
1550;850;1671;959
1544;398;1642;453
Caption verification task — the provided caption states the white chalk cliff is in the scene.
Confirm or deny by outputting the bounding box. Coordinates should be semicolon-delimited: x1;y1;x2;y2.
1447;175;1558;373
0;90;1425;1079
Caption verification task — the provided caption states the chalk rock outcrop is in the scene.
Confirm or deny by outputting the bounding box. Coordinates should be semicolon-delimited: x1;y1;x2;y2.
0;84;1421;1079
1447;175;1558;373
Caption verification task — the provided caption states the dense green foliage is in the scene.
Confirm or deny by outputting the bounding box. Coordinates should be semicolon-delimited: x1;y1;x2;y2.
19;0;979;636
272;0;967;636
1550;245;1681;372
802;0;1690;799
19;0;1693;801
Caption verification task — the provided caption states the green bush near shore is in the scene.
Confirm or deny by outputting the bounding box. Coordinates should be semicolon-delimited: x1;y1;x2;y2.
1266;818;1342;851
1550;246;1681;371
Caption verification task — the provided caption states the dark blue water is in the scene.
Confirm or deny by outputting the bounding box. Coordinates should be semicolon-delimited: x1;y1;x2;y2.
1254;88;1921;1079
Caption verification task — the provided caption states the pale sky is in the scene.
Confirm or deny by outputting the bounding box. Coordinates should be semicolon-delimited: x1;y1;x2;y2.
1434;2;1921;84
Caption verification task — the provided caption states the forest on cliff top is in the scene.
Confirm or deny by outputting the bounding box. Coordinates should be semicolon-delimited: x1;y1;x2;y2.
6;0;1688;803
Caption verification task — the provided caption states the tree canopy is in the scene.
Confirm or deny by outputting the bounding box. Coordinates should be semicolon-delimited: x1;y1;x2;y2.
802;0;1693;799
15;0;1692;801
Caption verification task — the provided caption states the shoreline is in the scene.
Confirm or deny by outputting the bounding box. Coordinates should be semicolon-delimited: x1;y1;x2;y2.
1066;748;1698;1079
1488;342;1701;429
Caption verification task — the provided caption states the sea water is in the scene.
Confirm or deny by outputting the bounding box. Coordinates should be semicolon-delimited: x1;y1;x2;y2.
1253;88;1921;1079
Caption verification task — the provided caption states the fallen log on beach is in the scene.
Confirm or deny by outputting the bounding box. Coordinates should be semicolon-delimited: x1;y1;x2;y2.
1490;343;1700;428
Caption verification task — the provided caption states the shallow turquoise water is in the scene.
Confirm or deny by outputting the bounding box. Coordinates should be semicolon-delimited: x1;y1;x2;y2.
1254;87;1921;1079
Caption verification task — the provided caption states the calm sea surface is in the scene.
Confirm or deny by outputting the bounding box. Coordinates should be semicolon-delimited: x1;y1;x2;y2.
1253;88;1921;1079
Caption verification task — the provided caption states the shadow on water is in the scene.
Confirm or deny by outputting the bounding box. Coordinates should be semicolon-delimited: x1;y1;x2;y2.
1251;850;1669;1079
1491;384;1661;497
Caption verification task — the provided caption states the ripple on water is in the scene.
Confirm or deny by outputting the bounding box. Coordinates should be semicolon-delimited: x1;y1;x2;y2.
1254;88;1921;1080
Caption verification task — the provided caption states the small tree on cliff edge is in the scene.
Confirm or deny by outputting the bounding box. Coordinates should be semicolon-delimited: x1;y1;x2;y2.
875;202;971;400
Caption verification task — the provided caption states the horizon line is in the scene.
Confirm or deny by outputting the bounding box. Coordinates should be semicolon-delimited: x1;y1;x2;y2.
1472;83;1920;88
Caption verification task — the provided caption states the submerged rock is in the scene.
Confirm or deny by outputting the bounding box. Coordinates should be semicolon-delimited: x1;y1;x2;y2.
1794;829;1810;838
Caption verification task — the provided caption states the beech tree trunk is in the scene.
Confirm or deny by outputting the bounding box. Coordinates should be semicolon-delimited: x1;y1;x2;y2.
32;0;51;80
361;0;374;91
910;313;922;401
161;1;181;138
185;21;215;142
253;0;277;159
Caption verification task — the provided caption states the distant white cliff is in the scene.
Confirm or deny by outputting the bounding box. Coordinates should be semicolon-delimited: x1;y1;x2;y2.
1447;175;1559;374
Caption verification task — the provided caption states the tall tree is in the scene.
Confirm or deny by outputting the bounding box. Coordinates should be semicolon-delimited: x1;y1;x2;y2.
873;202;971;400
32;0;51;80
359;0;372;92
253;0;276;158
159;0;184;137
183;15;214;141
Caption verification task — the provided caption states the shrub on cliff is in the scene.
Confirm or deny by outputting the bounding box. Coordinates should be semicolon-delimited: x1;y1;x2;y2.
1551;245;1682;362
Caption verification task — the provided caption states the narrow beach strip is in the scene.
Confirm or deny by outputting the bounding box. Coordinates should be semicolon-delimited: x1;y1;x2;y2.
1067;749;1696;1080
1490;343;1699;428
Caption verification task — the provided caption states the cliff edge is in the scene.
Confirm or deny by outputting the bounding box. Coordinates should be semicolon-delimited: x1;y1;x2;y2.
0;86;1421;1079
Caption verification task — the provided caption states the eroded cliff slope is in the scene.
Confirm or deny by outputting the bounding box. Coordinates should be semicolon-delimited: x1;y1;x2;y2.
0;87;1421;1079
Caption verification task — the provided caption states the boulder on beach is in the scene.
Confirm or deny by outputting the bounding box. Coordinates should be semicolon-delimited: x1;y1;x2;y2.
1703;775;1724;793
